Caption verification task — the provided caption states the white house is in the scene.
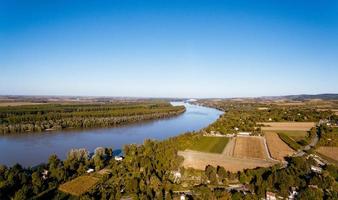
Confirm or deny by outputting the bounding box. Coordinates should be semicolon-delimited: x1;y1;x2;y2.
238;132;251;136
86;168;94;173
288;187;298;200
311;166;322;173
266;191;277;200
42;169;49;180
115;156;124;161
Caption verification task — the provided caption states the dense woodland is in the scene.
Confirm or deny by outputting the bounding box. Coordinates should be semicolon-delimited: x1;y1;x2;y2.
0;102;185;134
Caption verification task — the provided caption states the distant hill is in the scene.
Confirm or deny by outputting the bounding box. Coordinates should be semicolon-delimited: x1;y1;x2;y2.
282;94;338;100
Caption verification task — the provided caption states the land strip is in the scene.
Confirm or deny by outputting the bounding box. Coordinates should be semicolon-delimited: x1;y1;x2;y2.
265;132;295;161
259;122;315;131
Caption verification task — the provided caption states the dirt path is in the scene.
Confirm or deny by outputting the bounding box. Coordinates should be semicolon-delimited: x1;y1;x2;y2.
222;137;235;156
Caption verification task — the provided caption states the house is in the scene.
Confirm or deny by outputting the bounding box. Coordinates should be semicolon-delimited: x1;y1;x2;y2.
313;157;325;166
288;187;298;200
234;127;239;131
171;171;181;183
86;168;94;173
311;165;322;173
42;169;49;180
266;191;277;200
115;156;124;161
238;132;251;136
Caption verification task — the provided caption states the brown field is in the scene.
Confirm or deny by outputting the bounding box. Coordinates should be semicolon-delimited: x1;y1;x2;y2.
58;176;99;196
265;132;295;161
178;150;277;172
260;122;315;131
233;136;267;159
316;147;338;161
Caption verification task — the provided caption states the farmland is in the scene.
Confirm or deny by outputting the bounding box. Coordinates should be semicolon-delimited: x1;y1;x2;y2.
179;136;277;172
316;147;338;162
275;130;308;142
58;175;99;196
260;122;315;131
233;136;268;159
265;132;295;161
189;136;229;153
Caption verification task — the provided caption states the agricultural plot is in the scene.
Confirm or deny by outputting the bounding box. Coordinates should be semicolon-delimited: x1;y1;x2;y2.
178;150;277;172
59;175;99;196
316;147;338;163
179;136;278;172
265;132;295;161
276;131;308;142
233;136;268;159
190;136;229;153
260;122;315;131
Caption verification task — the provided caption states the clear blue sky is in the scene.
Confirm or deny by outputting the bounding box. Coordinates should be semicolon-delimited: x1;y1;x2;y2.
1;0;337;98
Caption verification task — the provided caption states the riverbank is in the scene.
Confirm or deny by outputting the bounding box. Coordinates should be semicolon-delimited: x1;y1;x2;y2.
0;101;186;135
0;102;222;167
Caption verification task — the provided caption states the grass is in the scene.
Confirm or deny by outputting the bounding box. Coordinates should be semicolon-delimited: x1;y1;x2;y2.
277;133;302;150
276;131;308;141
190;136;229;153
58;175;99;196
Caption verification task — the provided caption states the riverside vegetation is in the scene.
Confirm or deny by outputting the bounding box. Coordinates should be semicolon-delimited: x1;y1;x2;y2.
0;102;185;134
0;99;337;199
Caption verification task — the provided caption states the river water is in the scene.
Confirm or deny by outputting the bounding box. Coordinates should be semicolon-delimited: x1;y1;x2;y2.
0;102;222;167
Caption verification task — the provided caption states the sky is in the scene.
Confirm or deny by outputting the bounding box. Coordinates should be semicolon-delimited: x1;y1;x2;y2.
1;0;338;98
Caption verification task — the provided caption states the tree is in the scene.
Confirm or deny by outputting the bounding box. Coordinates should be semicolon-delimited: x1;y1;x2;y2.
205;165;217;185
31;172;42;194
298;187;323;200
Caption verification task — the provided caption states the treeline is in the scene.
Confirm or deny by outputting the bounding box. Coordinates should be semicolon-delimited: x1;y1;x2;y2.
0;102;185;134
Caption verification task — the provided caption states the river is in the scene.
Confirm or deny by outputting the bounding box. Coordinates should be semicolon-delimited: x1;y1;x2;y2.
0;102;222;167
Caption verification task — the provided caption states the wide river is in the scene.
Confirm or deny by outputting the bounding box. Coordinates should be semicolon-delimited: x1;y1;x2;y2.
0;102;222;167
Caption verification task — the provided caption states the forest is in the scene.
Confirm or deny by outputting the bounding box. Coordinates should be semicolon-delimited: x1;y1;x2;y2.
0;102;185;134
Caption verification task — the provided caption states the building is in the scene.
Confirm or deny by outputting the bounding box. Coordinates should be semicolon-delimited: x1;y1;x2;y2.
42;169;49;180
115;156;124;161
238;132;251;136
288;187;298;200
266;191;277;200
86;168;94;173
311;165;322;173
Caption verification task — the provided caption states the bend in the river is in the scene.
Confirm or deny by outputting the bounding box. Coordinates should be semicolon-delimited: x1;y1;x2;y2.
0;102;223;167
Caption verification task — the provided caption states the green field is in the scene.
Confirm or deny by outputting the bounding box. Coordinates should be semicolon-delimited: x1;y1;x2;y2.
276;131;308;141
59;175;99;196
190;136;229;153
277;133;302;150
